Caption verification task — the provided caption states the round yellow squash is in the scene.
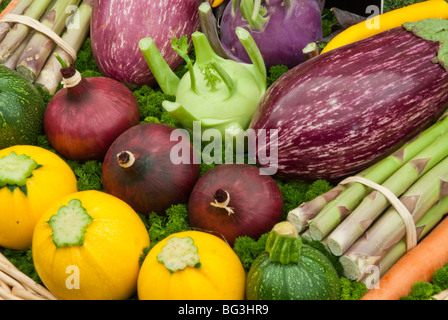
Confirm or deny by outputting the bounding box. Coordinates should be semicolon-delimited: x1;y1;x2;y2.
137;230;246;300
32;190;150;300
0;145;78;250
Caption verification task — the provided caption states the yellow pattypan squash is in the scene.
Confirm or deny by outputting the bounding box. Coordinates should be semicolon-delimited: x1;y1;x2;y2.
138;230;246;300
32;190;150;300
0;145;78;250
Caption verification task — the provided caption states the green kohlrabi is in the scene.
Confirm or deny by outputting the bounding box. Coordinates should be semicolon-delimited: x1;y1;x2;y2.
138;27;266;140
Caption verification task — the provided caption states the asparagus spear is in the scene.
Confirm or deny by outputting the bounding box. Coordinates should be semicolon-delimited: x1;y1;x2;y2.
433;289;448;300
15;0;82;82
340;156;448;281
287;184;346;233
0;0;53;63
326;130;448;256
35;0;92;94
2;30;33;69
0;0;33;43
362;196;448;287
297;229;332;253
299;229;313;242
307;115;448;241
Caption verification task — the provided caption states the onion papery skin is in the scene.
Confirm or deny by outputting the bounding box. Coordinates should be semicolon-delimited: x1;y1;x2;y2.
187;164;284;246
44;76;140;162
102;123;200;216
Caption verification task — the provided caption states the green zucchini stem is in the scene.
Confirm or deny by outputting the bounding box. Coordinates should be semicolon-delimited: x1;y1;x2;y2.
265;222;302;265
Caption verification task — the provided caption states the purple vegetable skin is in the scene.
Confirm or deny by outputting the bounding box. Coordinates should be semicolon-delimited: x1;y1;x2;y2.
249;27;448;181
220;0;323;68
90;0;200;88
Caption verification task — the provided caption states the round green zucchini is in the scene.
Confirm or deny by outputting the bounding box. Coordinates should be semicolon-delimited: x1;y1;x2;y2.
0;66;45;148
246;221;341;300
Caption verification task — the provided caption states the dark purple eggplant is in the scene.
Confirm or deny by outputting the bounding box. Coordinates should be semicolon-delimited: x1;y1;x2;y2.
249;25;448;182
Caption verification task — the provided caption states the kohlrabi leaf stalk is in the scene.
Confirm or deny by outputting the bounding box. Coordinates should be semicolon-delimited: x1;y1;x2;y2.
171;36;198;94
233;0;270;31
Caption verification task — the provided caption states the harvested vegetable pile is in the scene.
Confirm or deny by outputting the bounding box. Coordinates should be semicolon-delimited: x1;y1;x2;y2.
0;0;352;300
2;0;448;301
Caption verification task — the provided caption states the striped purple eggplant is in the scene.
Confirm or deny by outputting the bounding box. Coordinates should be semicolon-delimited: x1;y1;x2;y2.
249;26;448;182
90;0;200;88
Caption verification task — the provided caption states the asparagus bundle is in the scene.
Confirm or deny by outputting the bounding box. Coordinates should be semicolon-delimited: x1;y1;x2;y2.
15;0;82;82
362;196;448;287
35;0;93;94
2;29;33;69
0;0;52;63
287;184;346;233
340;155;448;281
326;129;448;256
289;115;448;241
0;0;33;43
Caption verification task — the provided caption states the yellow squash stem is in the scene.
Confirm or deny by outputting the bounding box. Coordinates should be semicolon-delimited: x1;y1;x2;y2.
321;0;448;54
157;236;201;273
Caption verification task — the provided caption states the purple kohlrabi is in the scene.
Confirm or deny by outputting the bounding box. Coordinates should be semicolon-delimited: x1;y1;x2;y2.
219;0;323;69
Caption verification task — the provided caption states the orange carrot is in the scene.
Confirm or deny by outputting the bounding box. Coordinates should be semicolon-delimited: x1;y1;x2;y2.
0;0;21;20
361;216;448;300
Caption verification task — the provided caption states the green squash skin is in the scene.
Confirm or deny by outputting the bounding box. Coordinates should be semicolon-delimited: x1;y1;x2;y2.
0;66;46;148
246;246;341;300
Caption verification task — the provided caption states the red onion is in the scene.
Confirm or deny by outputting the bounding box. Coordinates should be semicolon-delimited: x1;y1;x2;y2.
102;123;200;215
188;164;284;246
44;65;140;161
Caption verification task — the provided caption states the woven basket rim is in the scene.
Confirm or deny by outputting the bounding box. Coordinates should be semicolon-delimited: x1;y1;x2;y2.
0;251;57;300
